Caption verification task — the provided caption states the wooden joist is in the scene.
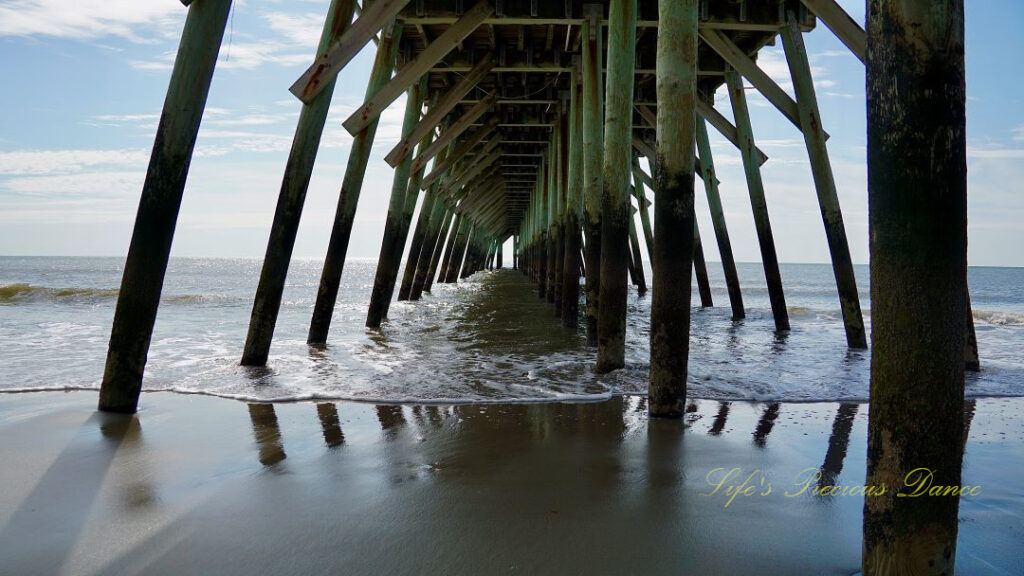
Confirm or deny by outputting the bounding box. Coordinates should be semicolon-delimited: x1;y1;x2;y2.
342;0;493;135
290;0;411;104
411;91;499;178
385;54;495;167
799;0;866;64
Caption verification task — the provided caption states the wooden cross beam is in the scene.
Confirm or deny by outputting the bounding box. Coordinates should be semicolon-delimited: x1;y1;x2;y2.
700;28;827;138
290;0;411;103
630;133;705;181
419;117;498;189
342;0;493;135
384;54;495;167
799;0;866;63
411;91;498;176
445;148;503;196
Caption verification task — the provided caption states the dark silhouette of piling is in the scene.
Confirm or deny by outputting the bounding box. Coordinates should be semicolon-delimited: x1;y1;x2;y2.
241;0;355;366
306;24;402;346
99;0;233;413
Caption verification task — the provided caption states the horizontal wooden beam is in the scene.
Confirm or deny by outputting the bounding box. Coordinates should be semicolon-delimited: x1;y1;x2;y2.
290;0;411;104
431;64;723;75
399;18;811;33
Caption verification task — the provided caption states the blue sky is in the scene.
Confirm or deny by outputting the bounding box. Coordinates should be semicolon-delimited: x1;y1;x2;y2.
0;0;1021;266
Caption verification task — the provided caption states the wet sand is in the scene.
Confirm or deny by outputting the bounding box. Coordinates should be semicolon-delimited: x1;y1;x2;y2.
0;392;1021;575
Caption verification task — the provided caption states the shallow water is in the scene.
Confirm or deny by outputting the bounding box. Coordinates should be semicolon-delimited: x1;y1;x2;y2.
1;256;1022;402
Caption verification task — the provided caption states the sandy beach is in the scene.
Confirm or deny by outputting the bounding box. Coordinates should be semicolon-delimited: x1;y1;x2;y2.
0;392;1020;575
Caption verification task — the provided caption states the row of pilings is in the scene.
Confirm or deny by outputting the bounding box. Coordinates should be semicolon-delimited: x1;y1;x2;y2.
95;0;975;572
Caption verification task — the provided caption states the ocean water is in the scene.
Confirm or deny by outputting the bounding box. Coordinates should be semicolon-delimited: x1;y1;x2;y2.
0;256;1022;403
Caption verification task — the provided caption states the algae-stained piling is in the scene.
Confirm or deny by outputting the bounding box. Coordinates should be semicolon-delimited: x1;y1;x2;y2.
863;0;968;572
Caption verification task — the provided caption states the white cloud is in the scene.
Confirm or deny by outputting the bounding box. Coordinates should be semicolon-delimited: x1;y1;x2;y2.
2;170;145;197
1013;125;1024;142
132;39;313;71
264;12;324;49
968;147;1024;159
0;0;181;42
0;149;149;176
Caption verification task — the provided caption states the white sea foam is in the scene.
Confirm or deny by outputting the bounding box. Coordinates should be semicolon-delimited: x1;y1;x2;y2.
2;257;1023;403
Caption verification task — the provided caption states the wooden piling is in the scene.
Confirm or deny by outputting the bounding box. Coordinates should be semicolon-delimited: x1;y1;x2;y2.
581;10;604;346
627;205;647;295
99;0;233;413
242;0;355;366
398;140;451;301
366;79;427;328
595;0;637;373
561;74;584;329
445;218;471;283
726;68;790;333
422;205;456;294
439;212;464;284
863;1;967;572
781;15;867;349
648;0;697;416
697;116;744;320
692;221;713;307
631;164;654;262
308;24;402;345
398;186;437;301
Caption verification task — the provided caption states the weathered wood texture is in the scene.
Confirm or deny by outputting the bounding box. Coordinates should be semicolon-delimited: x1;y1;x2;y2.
242;0;355;367
595;0;637;373
99;0;234;413
648;0;697;417
863;1;967;573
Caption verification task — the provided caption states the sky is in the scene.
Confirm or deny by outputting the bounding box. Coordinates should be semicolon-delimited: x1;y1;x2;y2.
0;0;1021;266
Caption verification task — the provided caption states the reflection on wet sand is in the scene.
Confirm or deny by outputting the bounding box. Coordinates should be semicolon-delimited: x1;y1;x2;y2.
4;392;1013;575
248;404;286;467
316;403;344;448
376;405;406;440
708;402;730;436
819;403;858;490
752;403;780;448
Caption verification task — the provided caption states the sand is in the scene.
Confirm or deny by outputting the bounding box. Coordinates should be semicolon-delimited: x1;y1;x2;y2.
0;392;1021;575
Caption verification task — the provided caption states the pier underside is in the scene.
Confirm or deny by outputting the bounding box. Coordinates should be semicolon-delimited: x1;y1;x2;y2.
96;1;976;572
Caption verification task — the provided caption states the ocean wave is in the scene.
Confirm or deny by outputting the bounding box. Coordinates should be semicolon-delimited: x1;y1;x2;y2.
0;283;238;306
0;283;119;304
974;309;1024;327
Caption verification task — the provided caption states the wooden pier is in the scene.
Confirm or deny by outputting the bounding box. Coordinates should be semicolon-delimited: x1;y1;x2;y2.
98;1;978;572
